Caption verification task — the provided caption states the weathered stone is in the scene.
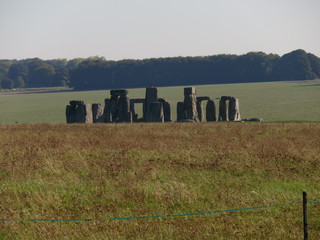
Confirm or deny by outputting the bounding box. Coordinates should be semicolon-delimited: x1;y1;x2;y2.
243;118;263;122
144;87;158;122
177;102;185;122
218;98;229;121
74;104;92;123
130;101;136;121
127;111;133;123
104;99;115;123
196;100;204;122
228;98;241;121
103;90;133;123
66;102;92;123
235;99;241;121
66;88;242;124
69;100;84;106
184;87;196;95
110;94;120;119
163;101;171;122
184;87;198;122
92;103;105;123
158;98;165;104
206;100;216;121
197;96;210;102
110;89;128;96
84;104;93;123
66;105;76;123
221;96;232;101
148;102;164;122
130;98;145;104
118;95;131;122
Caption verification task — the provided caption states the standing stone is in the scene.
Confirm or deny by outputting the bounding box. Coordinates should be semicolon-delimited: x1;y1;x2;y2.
219;97;229;121
104;89;132;123
235;99;241;121
130;101;138;121
110;94;120;120
196;100;204;122
104;98;115;122
75;104;92;123
163;101;171;122
110;89;128;97
184;87;198;121
144;87;158;122
118;95;131;122
177;102;186;122
69;100;84;106
127;111;133;123
206;100;216;122
148;102;164;122
66;101;92;124
66;105;76;123
92;103;105;123
84;104;93;123
229;98;241;121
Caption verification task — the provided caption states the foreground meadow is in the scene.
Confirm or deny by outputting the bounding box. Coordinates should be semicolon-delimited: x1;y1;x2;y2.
1;123;320;239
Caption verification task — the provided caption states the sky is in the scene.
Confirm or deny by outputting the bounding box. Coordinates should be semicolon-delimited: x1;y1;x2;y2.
0;0;319;60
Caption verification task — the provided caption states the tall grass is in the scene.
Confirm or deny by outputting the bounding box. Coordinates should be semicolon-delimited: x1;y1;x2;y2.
1;123;320;239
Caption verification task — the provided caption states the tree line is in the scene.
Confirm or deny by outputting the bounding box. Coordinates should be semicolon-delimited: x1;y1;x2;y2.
1;49;319;90
0;58;84;89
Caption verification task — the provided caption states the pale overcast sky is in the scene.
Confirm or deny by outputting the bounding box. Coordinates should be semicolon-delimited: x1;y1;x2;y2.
0;0;319;60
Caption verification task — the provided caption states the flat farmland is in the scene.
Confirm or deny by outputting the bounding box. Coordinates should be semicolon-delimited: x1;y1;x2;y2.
0;80;319;124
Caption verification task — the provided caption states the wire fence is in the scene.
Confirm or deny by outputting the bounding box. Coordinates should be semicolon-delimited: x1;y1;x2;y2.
1;200;320;222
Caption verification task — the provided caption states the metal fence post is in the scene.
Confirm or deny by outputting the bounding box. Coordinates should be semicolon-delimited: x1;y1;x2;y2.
303;191;308;240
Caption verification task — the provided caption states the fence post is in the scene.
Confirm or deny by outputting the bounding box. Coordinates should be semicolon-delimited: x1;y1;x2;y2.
303;191;308;240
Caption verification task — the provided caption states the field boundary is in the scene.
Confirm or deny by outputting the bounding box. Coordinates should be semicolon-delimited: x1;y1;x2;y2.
2;200;319;222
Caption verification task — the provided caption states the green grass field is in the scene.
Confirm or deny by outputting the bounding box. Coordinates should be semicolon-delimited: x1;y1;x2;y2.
1;123;320;239
0;80;319;124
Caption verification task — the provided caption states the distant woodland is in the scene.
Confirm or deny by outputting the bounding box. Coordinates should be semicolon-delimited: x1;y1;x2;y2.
1;49;319;90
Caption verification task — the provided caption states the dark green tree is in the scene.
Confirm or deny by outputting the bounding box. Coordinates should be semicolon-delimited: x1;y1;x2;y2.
1;77;14;89
28;60;56;87
307;53;320;78
275;49;315;80
54;68;69;86
15;76;26;88
7;63;29;88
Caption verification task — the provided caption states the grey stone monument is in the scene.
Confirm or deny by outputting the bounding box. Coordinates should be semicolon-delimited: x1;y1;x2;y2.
206;100;216;122
103;89;132;123
228;97;241;121
144;87;158;122
183;87;198;122
218;96;230;121
196;100;204;122
66;101;92;124
177;102;186;122
92;103;105;123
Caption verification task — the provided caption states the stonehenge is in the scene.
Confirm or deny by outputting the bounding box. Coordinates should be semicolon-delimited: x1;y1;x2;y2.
66;87;241;123
92;103;104;123
143;87;171;122
206;100;216;122
176;87;216;122
218;96;241;121
66;101;93;124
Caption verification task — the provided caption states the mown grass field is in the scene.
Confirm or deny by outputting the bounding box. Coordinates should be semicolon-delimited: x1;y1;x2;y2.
1;123;320;239
0;80;319;124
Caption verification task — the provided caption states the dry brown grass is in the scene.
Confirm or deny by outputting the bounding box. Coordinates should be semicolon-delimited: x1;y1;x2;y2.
1;123;320;239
